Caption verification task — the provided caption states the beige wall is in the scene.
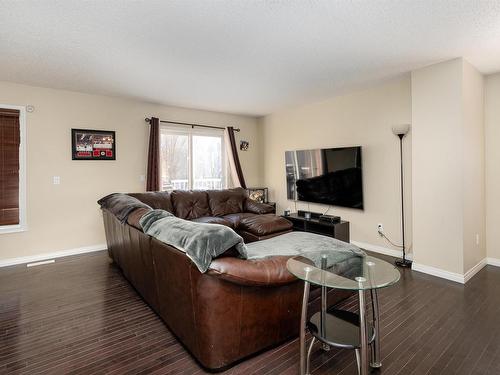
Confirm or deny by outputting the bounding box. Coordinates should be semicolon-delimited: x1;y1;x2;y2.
1;61;493;277
411;58;485;275
412;59;463;274
0;81;261;262
462;61;486;272
259;77;413;252
485;73;500;261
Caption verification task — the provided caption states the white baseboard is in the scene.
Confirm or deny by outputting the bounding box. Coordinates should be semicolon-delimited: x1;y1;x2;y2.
411;262;466;284
487;257;500;267
464;258;488;283
0;244;107;268
351;240;412;260
412;257;490;284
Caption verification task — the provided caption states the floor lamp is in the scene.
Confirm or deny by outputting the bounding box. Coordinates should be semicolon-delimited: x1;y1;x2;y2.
392;124;412;268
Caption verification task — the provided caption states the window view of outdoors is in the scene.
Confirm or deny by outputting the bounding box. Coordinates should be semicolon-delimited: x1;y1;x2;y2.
160;129;225;191
193;135;223;190
160;132;188;191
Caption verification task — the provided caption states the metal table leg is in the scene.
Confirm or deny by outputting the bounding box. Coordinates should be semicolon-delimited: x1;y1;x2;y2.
370;289;382;368
320;255;330;352
355;349;361;375
358;289;369;375
306;337;316;375
300;281;311;375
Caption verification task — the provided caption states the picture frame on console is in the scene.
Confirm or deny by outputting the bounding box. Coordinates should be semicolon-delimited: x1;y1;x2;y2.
246;187;268;203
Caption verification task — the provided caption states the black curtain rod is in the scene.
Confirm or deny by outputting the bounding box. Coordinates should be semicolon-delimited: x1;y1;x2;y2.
144;118;240;132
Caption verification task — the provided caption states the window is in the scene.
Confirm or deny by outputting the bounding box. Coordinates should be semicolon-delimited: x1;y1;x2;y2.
0;105;26;233
160;126;227;191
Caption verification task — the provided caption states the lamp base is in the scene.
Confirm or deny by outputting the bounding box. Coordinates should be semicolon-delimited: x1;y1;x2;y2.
395;258;412;268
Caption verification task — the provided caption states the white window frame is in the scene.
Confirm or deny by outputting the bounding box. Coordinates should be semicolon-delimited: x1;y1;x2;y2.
0;104;27;234
160;124;227;191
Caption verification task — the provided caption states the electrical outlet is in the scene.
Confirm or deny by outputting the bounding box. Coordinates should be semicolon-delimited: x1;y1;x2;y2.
377;224;384;235
476;234;480;246
53;176;61;185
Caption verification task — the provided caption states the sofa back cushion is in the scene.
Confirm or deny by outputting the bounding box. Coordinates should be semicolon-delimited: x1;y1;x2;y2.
208;188;247;217
128;192;173;213
171;190;211;220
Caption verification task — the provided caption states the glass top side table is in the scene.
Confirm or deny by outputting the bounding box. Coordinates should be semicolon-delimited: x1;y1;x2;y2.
287;252;400;375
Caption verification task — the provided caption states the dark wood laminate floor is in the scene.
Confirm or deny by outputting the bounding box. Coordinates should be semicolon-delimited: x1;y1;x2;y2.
1;251;500;375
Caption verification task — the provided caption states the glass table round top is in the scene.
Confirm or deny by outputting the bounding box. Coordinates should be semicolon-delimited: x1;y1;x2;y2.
286;252;400;291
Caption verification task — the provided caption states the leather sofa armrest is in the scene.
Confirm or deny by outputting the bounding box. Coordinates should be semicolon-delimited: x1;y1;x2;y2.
244;199;275;214
126;207;151;231
207;256;297;286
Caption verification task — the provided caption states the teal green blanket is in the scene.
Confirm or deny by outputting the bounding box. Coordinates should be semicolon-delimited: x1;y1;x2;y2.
245;231;365;268
140;210;364;274
140;209;247;273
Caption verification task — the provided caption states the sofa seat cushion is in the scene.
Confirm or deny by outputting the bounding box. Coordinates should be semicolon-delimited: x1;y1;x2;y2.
171;190;211;220
238;229;293;243
239;214;293;236
191;216;234;228
244;199;275;214
208;188;247;216
222;212;256;227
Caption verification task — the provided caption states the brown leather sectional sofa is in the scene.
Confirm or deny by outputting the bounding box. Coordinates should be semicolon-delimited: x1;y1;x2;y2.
101;188;351;371
128;188;293;242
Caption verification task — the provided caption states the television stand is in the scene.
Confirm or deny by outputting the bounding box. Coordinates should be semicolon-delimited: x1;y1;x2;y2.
281;212;350;243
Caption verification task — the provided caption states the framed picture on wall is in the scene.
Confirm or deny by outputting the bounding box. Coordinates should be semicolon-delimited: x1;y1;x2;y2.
71;129;116;160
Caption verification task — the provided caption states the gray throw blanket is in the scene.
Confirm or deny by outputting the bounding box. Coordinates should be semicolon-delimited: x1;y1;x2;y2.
245;231;365;268
140;209;247;273
98;193;151;223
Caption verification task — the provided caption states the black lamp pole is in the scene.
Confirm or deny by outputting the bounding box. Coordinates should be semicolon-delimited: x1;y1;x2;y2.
394;131;412;268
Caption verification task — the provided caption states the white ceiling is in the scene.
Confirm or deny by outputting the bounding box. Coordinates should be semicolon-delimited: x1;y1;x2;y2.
1;1;500;116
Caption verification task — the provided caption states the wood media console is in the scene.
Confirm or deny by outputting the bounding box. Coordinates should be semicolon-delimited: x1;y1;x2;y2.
281;212;350;243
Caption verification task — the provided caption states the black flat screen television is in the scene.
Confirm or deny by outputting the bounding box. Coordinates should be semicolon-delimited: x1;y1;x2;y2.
285;146;363;209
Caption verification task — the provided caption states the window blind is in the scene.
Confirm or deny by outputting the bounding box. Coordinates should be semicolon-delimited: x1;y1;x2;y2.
0;108;20;226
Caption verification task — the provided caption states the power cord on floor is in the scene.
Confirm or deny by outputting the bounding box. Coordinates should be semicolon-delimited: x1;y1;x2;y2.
379;231;413;252
379;231;403;248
